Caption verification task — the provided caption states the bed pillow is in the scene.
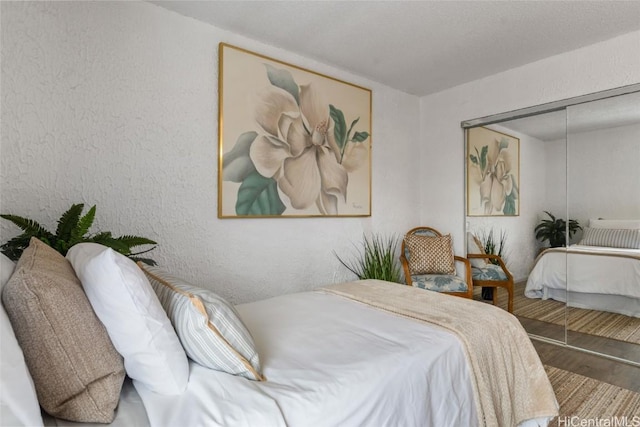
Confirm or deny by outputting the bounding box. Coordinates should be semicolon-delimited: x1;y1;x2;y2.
1;253;15;287
589;219;640;229
66;243;189;395
2;238;125;423
1;253;44;427
579;227;640;249
405;234;455;275
466;232;487;268
139;264;264;381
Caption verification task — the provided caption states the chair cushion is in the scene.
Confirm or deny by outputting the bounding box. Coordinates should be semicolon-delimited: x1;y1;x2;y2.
2;238;125;423
410;274;468;292
472;264;508;281
404;234;455;275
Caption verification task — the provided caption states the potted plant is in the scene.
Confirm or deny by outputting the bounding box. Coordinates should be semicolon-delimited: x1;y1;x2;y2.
476;228;508;300
1;203;157;265
334;233;402;283
534;211;582;248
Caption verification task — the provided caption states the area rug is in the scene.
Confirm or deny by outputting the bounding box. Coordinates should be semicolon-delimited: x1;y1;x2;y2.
474;283;640;344
545;365;640;422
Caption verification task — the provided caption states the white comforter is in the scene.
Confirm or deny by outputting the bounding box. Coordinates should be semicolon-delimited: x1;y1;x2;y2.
526;245;640;301
134;291;479;427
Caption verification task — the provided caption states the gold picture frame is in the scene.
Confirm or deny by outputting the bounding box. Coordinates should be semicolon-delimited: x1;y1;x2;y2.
218;43;372;218
466;126;520;216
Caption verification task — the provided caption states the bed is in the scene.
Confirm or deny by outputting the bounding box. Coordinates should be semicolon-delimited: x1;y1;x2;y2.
525;220;640;318
1;239;558;427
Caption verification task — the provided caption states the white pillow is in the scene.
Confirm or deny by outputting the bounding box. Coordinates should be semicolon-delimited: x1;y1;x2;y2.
0;253;44;427
1;253;15;288
66;243;188;395
139;264;264;380
589;219;640;229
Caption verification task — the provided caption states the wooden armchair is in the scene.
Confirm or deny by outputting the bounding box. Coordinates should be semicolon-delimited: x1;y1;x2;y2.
400;227;473;299
466;232;514;312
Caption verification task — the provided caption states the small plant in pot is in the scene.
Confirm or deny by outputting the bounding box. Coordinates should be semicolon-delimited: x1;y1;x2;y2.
534;211;582;248
1;203;157;265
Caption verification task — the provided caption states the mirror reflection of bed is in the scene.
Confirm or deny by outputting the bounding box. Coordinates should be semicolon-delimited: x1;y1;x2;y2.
464;87;640;366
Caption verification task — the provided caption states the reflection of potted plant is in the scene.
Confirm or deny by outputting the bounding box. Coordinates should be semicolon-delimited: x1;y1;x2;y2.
477;228;508;300
478;228;507;265
1;203;157;264
334;233;402;283
534;211;582;248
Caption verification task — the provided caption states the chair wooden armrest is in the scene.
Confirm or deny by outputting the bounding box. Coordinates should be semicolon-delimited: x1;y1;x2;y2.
400;252;412;285
454;256;473;298
467;253;514;312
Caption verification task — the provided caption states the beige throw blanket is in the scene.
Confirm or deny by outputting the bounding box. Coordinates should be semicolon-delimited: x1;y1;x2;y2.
322;280;559;427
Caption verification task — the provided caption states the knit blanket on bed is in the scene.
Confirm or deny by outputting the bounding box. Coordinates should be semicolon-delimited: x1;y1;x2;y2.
322;279;559;427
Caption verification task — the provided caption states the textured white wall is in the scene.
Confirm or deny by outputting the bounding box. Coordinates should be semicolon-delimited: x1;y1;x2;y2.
420;30;640;278
567;123;640;227
2;2;639;300
0;2;420;303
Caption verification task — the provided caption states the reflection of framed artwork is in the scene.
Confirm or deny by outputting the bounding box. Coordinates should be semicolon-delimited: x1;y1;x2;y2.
218;43;372;218
466;126;519;216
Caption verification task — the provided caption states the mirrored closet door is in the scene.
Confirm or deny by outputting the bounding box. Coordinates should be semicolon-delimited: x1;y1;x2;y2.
464;109;568;345
462;84;640;365
566;91;640;364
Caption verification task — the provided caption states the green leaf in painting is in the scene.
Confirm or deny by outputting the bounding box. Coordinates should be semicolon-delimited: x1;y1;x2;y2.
498;137;509;151
351;131;369;143
345;117;360;141
470;154;479;165
329;105;347;149
223;131;258;183
264;64;300;105
503;192;517;215
480;145;488;172
235;171;286;216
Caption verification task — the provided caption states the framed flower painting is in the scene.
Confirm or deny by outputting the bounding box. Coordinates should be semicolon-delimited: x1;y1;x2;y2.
218;43;372;218
466;126;520;216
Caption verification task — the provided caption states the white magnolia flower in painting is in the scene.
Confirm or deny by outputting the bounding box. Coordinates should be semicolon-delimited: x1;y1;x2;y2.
250;83;350;215
471;137;518;215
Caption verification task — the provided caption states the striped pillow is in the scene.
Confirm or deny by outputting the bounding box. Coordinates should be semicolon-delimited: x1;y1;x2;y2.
138;264;264;381
579;227;640;249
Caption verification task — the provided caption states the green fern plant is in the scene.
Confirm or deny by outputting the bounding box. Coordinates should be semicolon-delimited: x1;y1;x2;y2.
334;233;402;283
1;203;157;265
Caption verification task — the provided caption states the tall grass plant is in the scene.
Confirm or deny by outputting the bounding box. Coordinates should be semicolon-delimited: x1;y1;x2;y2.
334;233;402;283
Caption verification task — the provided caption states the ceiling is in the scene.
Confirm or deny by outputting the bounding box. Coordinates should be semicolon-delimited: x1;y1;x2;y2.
151;1;640;96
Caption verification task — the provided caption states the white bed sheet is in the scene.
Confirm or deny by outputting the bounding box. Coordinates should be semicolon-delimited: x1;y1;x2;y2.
134;291;479;427
525;245;640;317
39;290;554;427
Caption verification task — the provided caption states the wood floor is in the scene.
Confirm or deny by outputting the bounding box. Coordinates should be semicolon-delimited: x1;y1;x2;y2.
474;288;640;393
521;316;640;393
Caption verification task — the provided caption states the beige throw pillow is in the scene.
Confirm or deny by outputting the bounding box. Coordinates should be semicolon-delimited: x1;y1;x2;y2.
405;234;455;275
1;238;125;423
